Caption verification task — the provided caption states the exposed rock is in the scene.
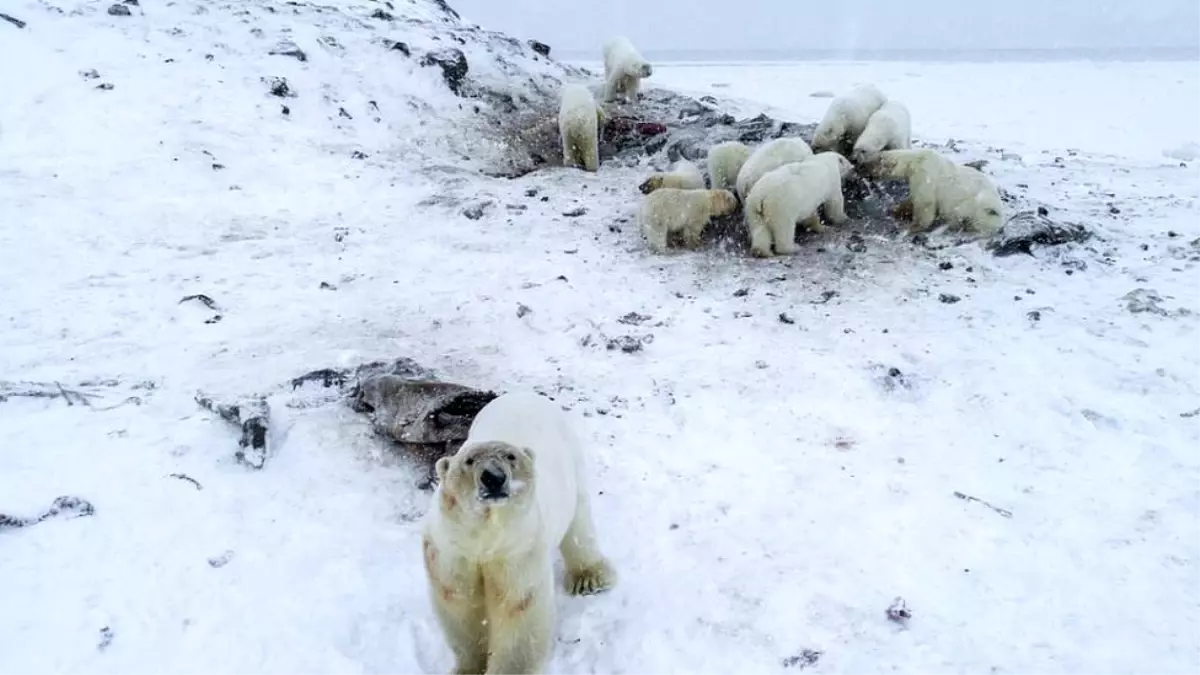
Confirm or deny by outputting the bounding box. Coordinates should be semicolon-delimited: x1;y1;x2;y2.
430;0;461;19
527;39;550;57
383;38;411;56
0;495;95;530
262;76;295;98
1123;288;1169;316
461;199;492;220
1;12;27;29
420;47;469;95
269;40;307;62
107;4;131;16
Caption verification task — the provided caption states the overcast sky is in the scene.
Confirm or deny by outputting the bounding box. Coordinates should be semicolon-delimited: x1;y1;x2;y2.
451;0;1200;54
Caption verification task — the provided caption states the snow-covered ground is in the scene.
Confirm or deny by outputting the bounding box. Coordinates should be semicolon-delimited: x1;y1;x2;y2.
2;1;1199;673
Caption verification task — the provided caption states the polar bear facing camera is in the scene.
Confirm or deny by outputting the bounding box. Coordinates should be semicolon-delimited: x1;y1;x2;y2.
707;140;752;193
745;152;853;257
735;137;813;201
811;84;887;156
558;83;602;172
851;100;912;164
603;36;653;103
639;159;705;194
867;149;1005;236
641;188;739;253
422;392;615;675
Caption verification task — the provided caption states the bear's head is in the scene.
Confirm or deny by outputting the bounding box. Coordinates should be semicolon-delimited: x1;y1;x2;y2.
832;152;854;179
857;151;896;180
435;441;536;516
809;121;843;155
708;189;739;217
638;175;665;194
639;63;653;78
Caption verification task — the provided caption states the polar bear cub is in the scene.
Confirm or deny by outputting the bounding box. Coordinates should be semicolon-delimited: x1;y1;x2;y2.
638;159;705;194
811;84;888;155
640;188;739;253
869;149;1005;236
745;152;853;257
558;84;602;172
735;137;814;201
603;36;653;103
707;140;752;192
851;100;912;164
422;392;615;675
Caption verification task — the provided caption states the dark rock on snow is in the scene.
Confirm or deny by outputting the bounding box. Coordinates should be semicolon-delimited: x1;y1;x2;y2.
0;12;27;28
421;48;469;95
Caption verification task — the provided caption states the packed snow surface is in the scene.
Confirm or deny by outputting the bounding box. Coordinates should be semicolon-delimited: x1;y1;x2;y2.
2;1;1198;673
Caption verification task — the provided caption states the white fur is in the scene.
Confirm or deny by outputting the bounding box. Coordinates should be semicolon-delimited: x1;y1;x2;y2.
639;159;705;193
602;36;653;103
811;84;888;154
851;100;912;164
744;152;854;257
423;392;614;674
706;141;752;192
734;137;814;201
640;188;739;253
558;83;601;172
874;148;1005;236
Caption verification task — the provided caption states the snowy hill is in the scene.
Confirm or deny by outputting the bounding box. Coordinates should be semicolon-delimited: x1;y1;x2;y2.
2;1;1199;673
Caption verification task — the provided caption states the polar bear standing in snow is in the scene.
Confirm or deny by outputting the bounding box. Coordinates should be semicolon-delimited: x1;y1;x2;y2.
558;83;602;172
422;392;616;675
851;100;912;164
744;152;854;257
706;140;752;192
640;188;739;253
638;159;705;194
866;148;1005;236
734;137;814;201
603;36;653;103
811;84;888;156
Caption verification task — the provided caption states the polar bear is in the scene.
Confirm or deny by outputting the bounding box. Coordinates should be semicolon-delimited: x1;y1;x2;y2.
734;137;814;201
602;36;652;103
866;148;1005;236
744;151;853;257
706;140;752;192
640;188;739;253
638;159;705;194
558;84;602;172
850;100;912;164
810;84;888;156
422;391;615;675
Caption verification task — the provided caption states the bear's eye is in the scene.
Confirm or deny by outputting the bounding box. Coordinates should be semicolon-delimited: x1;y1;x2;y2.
506;453;516;462
464;458;475;467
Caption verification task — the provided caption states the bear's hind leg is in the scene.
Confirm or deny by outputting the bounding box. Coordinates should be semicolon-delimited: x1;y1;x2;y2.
560;490;616;596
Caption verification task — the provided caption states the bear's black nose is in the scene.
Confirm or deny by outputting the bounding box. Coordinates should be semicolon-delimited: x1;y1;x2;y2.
480;467;507;494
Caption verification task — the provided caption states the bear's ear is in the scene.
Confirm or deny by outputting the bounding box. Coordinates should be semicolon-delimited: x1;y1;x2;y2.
435;457;452;482
521;446;536;462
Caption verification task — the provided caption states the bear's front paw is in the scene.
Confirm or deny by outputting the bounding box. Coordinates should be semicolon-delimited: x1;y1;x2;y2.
566;558;616;596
